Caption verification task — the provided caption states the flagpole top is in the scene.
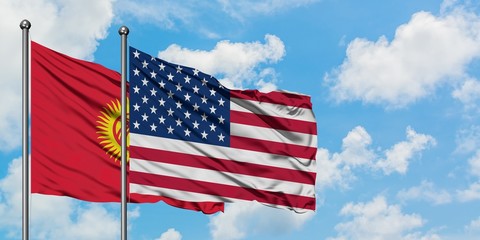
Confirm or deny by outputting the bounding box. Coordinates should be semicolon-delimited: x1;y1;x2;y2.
19;20;31;30
118;26;129;36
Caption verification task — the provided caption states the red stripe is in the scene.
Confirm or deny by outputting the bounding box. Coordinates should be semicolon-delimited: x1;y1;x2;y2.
129;193;224;214
230;110;317;135
230;90;312;109
130;171;316;210
130;146;316;184
230;136;317;160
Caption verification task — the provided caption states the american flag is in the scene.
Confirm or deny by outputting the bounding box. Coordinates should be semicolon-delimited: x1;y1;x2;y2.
129;46;317;213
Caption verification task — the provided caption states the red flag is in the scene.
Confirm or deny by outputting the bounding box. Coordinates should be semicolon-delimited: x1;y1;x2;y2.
31;41;223;214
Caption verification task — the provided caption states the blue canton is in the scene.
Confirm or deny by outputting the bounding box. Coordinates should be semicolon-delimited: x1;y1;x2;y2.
129;47;230;147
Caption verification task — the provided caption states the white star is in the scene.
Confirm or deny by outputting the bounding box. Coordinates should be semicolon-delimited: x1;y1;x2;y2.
150;70;157;79
184;75;191;83
141;113;149;121
167;126;174;134
184;110;191;119
201;131;208;139
201;113;208;121
218;115;225;124
159;63;166;71
133;68;140;76
167;108;174;116
219;84;224;89
133;50;140;58
150;88;157;96
159;80;166;88
141;78;149;86
133;85;140;94
209;105;217;114
193;69;199;76
218;133;225;142
201;78;208;86
133;121;140;129
133;103;140;111
150;106;157;114
142;95;149;104
201;96;208;104
192;103;200;111
159;116;166;124
176;65;183;73
184;128;191;137
184;93;191;101
150;56;156;61
175;118;183;126
209;88;216;96
175;101;183;109
192;85;200;94
175;83;182;91
142;60;148;68
167;73;174;81
167;90;174;99
192;121;200;129
209;123;217;132
218;98;225;106
158;98;166;106
150;123;157;132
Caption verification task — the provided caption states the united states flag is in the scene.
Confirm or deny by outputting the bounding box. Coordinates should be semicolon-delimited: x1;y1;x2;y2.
129;46;317;213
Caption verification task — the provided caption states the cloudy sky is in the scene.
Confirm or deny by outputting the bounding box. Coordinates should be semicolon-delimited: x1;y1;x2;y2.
1;0;480;239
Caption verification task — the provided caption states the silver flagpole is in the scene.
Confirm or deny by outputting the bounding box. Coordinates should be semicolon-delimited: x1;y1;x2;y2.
119;25;129;240
20;20;32;240
20;19;31;240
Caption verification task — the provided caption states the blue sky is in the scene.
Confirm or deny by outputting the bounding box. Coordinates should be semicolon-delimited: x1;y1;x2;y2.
1;0;480;239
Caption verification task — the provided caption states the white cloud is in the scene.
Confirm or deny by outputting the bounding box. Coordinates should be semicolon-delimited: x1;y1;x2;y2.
457;182;480;202
0;0;115;151
128;206;140;219
0;157;24;231
155;228;182;240
326;8;480;108
403;232;442;240
468;150;480;177
316;148;354;190
317;126;435;190
452;78;480;111
397;180;452;205
115;0;194;30
456;147;480;202
375;127;436;175
0;157;120;239
455;125;480;154
217;0;319;21
465;216;480;233
328;196;430;240
340;126;376;167
316;126;375;190
116;0;318;38
209;201;314;240
158;34;285;91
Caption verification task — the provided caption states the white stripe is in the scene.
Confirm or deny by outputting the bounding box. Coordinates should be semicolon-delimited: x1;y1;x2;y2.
230;97;315;123
130;183;313;212
130;158;315;197
231;123;317;147
130;133;316;173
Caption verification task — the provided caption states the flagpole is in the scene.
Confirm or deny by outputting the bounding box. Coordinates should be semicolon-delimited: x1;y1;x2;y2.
119;25;129;240
20;19;31;240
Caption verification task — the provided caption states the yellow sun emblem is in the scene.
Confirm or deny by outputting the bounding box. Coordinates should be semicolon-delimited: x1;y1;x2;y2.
96;99;129;163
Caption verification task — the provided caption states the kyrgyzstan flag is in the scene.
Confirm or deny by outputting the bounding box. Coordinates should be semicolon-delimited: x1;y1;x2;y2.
31;41;223;213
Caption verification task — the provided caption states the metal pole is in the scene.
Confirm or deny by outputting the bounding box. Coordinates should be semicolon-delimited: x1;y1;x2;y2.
119;25;129;240
20;19;31;240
